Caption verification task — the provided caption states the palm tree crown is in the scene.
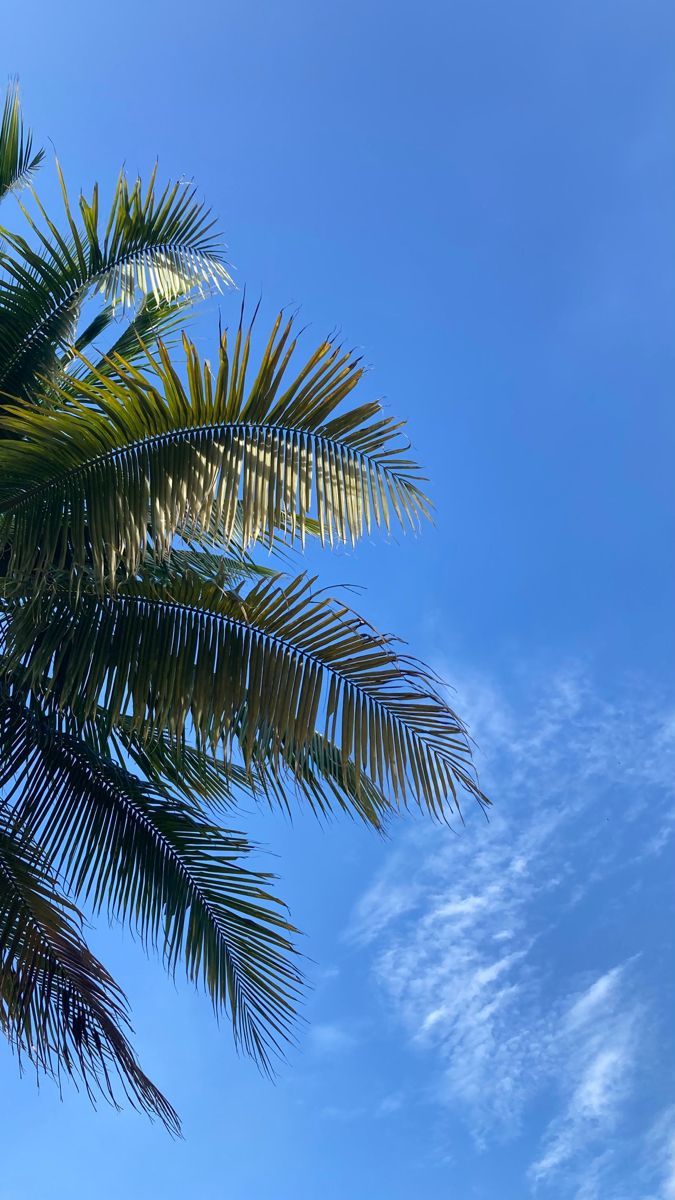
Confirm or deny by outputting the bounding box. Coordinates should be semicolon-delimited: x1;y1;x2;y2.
0;82;487;1131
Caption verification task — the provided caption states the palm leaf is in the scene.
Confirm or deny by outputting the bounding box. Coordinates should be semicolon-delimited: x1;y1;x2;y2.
0;691;302;1069
5;573;485;818
0;82;44;203
0;313;430;587
62;296;192;377
0;809;179;1131
113;723;255;810
0;164;230;397
254;728;396;829
117;717;393;829
138;545;277;590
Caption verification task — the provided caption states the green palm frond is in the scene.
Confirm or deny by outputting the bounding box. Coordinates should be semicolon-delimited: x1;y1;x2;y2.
113;723;255;809
0;165;230;397
139;545;277;590
0;82;44;202
0;82;487;1130
119;718;393;829
0;810;179;1131
63;296;192;377
0;692;302;1068
255;728;396;828
6;573;484;817
0;313;430;587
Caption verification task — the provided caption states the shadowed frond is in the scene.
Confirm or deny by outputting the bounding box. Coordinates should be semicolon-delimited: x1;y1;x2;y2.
0;810;179;1131
117;717;394;829
254;729;397;829
0;165;230;397
113;723;256;809
0;82;44;203
138;546;277;590
0;313;431;587
5;573;485;818
0;691;302;1069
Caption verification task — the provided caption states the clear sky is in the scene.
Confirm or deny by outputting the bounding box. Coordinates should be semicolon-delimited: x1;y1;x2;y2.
3;2;675;1197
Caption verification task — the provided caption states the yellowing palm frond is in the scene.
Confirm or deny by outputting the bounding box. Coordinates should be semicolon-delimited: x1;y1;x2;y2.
0;313;430;588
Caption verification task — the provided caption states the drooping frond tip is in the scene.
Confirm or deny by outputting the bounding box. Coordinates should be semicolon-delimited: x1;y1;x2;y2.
0;805;180;1132
0;688;302;1078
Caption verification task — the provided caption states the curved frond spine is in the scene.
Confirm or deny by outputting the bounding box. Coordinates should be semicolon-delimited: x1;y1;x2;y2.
5;574;485;818
0;315;431;586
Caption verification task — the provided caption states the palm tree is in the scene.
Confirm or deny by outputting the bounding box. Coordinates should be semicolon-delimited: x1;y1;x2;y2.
0;82;487;1131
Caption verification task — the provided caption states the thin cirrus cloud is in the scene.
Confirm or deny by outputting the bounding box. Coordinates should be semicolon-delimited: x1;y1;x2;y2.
307;1022;357;1057
348;663;675;1194
528;962;641;1187
647;1106;675;1200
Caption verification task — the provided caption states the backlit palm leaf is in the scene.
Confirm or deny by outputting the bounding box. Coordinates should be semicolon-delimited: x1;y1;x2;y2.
0;164;230;397
0;81;44;202
0;82;486;1130
0;313;430;587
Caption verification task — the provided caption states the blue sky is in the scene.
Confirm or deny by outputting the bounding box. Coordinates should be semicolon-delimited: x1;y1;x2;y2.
3;1;675;1196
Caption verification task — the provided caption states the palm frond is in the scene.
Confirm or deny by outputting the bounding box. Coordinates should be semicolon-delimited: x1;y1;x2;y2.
117;717;393;829
138;546;277;591
0;165;230;397
254;728;396;829
0;691;301;1068
0;809;179;1131
0;82;44;202
62;297;192;378
0;313;430;587
113;723;255;810
5;573;485;818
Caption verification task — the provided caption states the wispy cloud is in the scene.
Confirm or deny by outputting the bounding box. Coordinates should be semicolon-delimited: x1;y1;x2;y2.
376;1090;405;1117
321;1090;406;1123
646;1106;675;1200
347;664;675;1190
530;963;641;1186
307;1022;357;1057
320;1102;365;1122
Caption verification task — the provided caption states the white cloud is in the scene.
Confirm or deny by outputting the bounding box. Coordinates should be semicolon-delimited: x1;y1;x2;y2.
321;1090;406;1123
376;1090;405;1117
307;1022;356;1056
320;1103;365;1121
348;855;422;947
348;664;675;1190
530;964;640;1185
565;964;625;1030
646;1106;675;1200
